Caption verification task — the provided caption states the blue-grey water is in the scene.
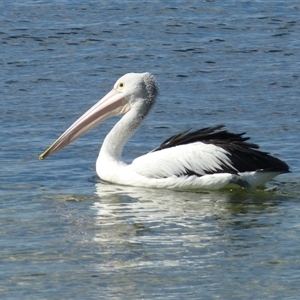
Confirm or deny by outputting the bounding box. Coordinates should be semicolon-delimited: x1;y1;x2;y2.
1;1;300;299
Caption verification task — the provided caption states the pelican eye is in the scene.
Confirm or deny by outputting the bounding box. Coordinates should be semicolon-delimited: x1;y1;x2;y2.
118;82;125;89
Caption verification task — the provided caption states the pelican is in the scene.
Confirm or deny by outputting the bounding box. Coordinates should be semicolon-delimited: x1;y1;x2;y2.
39;72;289;190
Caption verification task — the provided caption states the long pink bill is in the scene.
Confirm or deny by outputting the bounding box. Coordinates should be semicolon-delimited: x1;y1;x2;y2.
39;89;130;160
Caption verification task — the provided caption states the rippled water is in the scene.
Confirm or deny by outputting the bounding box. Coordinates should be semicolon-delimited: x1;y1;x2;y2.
1;1;300;299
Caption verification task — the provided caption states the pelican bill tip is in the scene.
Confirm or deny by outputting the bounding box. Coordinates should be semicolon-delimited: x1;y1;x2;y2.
39;153;45;160
39;150;49;160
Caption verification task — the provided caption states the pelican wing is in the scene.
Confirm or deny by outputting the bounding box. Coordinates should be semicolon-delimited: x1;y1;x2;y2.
131;142;236;179
131;125;289;179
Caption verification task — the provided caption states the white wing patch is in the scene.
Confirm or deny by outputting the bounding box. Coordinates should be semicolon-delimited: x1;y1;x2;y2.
131;142;236;179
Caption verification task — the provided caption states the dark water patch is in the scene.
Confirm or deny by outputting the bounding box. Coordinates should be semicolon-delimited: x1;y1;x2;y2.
272;33;289;37
177;74;188;78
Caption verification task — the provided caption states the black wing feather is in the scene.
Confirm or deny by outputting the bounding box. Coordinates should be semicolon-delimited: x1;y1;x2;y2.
154;125;289;174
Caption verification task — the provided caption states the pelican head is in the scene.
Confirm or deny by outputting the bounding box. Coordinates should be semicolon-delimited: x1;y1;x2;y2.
39;72;158;160
115;72;158;105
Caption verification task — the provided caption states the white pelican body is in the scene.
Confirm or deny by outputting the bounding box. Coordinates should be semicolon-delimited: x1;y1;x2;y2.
40;73;289;190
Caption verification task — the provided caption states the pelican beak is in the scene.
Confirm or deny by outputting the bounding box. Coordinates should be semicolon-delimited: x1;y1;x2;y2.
39;89;130;160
